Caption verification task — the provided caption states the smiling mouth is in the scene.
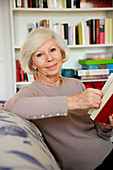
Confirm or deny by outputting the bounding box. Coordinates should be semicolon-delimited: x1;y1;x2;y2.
47;63;57;69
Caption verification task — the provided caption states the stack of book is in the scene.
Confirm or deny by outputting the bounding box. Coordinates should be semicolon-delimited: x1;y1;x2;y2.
77;53;113;80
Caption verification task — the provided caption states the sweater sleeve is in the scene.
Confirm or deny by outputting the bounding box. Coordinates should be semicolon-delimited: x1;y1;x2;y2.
3;86;68;120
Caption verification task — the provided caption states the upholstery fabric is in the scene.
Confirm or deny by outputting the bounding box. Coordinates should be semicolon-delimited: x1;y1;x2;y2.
0;109;60;170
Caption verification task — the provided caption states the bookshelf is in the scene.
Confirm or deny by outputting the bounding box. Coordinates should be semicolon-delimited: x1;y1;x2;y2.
10;0;113;94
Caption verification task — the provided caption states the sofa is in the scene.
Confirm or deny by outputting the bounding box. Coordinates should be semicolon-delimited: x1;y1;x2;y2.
0;101;60;170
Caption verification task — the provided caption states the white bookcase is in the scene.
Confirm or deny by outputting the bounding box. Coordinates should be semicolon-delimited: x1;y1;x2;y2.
10;0;113;94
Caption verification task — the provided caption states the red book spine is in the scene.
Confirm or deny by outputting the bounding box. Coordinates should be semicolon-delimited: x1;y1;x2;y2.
95;19;100;44
16;60;20;82
20;64;24;82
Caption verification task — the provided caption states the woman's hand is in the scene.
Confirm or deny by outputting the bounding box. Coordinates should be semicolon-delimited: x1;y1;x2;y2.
67;88;103;110
100;114;113;132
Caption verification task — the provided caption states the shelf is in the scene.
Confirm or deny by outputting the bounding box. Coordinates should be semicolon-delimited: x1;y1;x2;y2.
12;7;113;12
14;44;113;49
81;79;107;82
16;82;31;86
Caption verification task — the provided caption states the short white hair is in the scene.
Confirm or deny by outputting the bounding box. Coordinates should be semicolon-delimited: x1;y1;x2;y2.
20;28;70;74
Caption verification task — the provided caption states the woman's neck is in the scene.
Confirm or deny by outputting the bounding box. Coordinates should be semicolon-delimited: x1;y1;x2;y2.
36;74;62;87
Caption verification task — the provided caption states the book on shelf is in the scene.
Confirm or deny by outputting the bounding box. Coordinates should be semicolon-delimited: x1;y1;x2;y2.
85;53;112;60
99;19;104;44
27;22;39;33
76;69;113;76
16;0;23;7
80;75;109;80
108;18;113;44
77;0;112;8
79;59;113;65
16;60;20;82
27;17;113;46
88;73;113;123
81;63;113;70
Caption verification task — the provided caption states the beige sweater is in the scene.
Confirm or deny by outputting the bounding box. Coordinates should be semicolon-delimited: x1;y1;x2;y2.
4;77;113;170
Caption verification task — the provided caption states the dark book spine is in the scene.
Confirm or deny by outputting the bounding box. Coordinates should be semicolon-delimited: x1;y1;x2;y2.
76;0;80;8
32;0;36;7
43;0;48;8
90;19;96;44
66;0;71;8
63;23;68;43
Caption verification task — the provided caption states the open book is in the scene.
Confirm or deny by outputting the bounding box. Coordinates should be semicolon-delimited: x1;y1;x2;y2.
88;73;113;123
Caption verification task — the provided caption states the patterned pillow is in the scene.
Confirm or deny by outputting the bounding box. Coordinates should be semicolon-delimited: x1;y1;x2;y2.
0;110;60;170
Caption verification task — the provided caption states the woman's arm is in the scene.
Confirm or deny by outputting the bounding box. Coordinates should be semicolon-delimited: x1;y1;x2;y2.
3;86;68;119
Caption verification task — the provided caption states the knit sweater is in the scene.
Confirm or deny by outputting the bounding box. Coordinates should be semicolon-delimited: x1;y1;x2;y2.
4;77;113;170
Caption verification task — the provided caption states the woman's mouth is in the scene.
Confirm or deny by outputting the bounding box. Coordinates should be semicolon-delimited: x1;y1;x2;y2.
47;63;57;69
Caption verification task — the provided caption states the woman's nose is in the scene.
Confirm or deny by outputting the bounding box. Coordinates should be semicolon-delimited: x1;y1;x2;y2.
46;52;53;62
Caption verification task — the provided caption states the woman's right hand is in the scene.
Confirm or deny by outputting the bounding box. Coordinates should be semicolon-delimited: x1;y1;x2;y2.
67;88;103;111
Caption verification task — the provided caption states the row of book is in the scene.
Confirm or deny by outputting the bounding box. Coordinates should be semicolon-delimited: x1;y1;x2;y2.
76;53;113;80
76;18;113;45
15;0;76;8
15;0;112;8
16;60;38;82
27;17;113;46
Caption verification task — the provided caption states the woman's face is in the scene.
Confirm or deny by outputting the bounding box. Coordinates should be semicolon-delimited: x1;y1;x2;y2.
31;38;63;78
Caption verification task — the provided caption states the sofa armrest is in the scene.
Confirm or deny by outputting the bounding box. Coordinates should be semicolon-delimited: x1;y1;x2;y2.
0;109;60;170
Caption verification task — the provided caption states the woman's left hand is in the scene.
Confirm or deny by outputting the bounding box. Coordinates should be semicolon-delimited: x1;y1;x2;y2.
100;114;113;132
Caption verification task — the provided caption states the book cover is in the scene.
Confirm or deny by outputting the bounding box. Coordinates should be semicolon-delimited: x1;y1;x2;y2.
89;73;113;123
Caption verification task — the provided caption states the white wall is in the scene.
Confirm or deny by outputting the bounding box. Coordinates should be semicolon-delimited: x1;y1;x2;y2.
0;0;14;100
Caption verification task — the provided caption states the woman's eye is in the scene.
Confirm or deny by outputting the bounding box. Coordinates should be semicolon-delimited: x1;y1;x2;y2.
50;48;56;52
37;53;43;57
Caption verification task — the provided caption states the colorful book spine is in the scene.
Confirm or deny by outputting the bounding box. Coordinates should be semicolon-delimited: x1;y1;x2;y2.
81;64;113;70
81;75;109;80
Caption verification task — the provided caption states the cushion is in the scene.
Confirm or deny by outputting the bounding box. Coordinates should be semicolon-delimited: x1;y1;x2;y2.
0;109;60;170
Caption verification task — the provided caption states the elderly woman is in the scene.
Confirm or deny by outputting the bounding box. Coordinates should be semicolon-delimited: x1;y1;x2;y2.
4;28;113;170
